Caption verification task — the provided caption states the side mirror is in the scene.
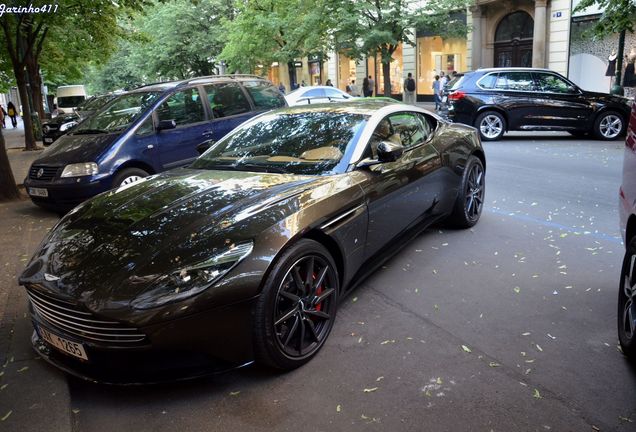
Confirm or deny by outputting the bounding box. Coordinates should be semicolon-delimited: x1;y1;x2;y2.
196;140;215;155
377;140;404;163
157;119;177;131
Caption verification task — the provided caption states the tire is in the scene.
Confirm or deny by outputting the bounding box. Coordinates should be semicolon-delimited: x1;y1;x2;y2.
447;156;485;228
619;236;636;360
475;111;506;141
594;111;625;140
112;168;149;189
253;239;339;370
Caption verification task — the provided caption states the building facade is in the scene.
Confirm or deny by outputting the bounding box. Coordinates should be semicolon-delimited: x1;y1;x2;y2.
266;0;634;100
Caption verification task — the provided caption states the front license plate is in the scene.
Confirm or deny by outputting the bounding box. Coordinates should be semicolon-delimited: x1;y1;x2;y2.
442;96;448;103
28;187;48;197
39;326;88;361
44;137;53;143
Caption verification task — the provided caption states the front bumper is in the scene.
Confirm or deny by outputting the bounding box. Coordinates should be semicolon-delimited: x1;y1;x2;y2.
24;175;112;212
30;296;258;385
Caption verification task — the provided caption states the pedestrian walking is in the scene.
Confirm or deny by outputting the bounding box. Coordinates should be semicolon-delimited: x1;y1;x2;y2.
300;80;306;87
0;105;5;128
278;82;286;94
439;72;449;90
432;75;441;110
368;75;375;97
403;72;416;105
7;102;17;128
363;76;370;97
325;79;333;87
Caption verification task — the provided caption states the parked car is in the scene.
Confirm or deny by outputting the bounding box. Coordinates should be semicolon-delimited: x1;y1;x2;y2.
25;75;286;212
74;93;121;119
55;85;87;114
19;100;485;383
445;67;632;141
285;85;356;106
618;100;636;360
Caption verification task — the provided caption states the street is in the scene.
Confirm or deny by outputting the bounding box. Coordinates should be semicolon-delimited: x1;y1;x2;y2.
1;131;635;431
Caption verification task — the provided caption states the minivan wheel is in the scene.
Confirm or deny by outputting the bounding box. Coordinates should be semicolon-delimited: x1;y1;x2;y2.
112;168;149;189
594;111;624;140
475;111;505;141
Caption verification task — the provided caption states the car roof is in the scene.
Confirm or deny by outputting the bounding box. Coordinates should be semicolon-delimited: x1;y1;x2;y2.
276;98;403;115
130;75;269;93
473;67;558;73
288;86;346;95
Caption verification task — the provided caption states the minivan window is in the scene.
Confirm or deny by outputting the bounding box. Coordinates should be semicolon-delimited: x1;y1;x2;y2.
242;81;286;109
73;91;161;134
204;83;251;118
157;88;205;126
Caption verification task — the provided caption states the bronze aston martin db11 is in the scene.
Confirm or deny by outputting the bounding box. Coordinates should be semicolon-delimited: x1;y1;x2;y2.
19;100;485;383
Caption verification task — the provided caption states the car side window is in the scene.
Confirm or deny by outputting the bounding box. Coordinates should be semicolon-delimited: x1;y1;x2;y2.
303;89;326;98
415;113;434;140
388;113;426;149
156;88;205;126
478;73;498;89
241;81;286;109
135;116;154;136
534;73;575;94
324;88;347;99
500;72;534;91
204;83;251;118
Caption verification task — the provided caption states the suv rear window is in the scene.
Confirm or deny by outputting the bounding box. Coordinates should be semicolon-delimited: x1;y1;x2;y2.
477;74;497;89
448;74;465;91
242;81;286;109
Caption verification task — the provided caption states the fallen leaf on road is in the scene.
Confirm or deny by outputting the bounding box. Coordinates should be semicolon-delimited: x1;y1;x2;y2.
363;387;378;393
514;287;521;294
461;345;472;353
376;376;384;382
229;391;241;396
489;362;501;367
536;344;543;352
336;405;341;413
533;389;542;399
16;367;28;373
1;411;11;421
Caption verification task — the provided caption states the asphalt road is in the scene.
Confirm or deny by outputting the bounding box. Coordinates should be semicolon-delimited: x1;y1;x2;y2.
3;131;636;431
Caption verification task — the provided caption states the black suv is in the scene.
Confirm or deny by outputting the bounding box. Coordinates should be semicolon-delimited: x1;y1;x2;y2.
445;67;632;141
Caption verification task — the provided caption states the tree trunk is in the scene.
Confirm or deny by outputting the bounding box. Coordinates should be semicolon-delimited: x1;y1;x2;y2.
14;67;37;151
26;53;45;119
0;129;20;201
382;61;391;96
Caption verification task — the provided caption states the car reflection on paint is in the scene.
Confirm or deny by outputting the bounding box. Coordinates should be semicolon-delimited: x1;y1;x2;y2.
19;100;486;383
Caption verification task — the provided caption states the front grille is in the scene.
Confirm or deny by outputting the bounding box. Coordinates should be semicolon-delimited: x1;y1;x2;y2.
29;165;60;181
27;287;147;345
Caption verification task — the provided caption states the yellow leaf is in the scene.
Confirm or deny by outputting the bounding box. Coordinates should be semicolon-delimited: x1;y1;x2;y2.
461;345;472;353
336;405;341;413
363;387;378;393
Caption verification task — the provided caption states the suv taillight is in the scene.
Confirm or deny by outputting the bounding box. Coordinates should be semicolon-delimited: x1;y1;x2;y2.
448;91;466;101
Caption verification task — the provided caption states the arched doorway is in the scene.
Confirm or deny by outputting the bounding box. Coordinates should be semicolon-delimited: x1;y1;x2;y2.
494;11;533;67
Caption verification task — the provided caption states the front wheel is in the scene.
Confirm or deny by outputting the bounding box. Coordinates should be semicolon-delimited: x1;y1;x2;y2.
112;168;149;189
253;239;339;370
594;111;625;140
447;156;485;228
475;111;506;141
619;236;636;360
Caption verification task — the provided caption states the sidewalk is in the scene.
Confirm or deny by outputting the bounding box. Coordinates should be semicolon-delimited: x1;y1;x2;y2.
3;118;45;186
0;199;70;431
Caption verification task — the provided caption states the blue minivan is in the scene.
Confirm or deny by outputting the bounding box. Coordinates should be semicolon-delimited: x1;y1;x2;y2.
25;75;286;211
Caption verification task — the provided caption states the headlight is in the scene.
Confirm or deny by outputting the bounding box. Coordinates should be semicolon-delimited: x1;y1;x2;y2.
132;242;254;309
59;121;78;132
60;162;99;178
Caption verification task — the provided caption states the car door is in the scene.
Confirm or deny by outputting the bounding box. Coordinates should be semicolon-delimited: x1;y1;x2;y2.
489;71;536;130
154;87;210;170
203;83;255;142
360;112;443;259
530;72;594;130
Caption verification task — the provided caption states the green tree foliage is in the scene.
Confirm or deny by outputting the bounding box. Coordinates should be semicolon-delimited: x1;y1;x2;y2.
334;0;470;96
86;0;234;92
220;0;336;73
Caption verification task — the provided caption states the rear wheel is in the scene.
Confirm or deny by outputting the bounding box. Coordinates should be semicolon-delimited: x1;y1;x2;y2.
447;156;485;228
112;168;149;189
475;111;506;141
619;236;636;360
594;111;625;140
253;239;339;370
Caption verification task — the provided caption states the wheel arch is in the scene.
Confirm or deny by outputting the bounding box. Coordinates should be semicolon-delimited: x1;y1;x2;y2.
471;149;486;172
302;229;345;289
114;160;157;176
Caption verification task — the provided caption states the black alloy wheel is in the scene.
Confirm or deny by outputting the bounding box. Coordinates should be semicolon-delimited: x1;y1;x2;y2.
619;236;636;360
475;111;506;141
254;239;339;370
594;111;624;140
448;156;485;228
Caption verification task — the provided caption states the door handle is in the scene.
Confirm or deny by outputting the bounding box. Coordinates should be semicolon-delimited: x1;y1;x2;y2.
202;129;214;137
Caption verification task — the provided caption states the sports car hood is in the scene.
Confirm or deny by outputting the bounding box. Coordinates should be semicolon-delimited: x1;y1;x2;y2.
20;168;327;309
33;132;120;166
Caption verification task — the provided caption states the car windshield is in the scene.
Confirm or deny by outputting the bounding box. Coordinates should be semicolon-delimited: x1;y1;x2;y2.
191;110;368;175
77;95;115;112
72;91;160;134
57;96;85;108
